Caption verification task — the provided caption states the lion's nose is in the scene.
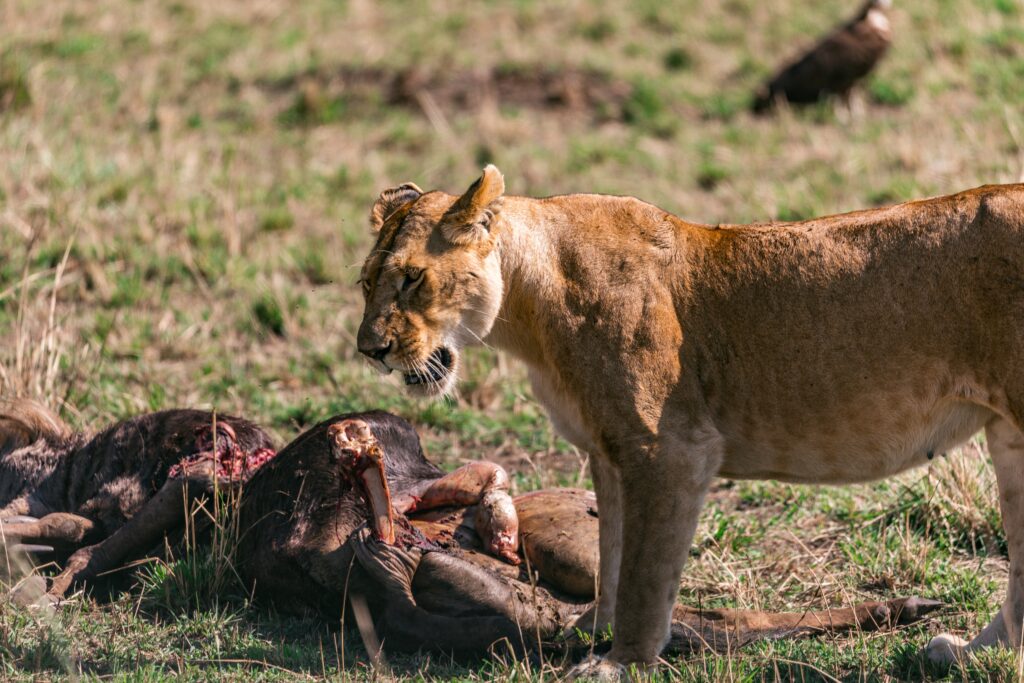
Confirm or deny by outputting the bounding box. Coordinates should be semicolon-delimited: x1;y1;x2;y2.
360;340;393;362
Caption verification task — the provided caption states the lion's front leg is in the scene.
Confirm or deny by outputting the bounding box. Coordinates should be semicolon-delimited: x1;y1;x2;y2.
564;455;622;641
571;433;719;677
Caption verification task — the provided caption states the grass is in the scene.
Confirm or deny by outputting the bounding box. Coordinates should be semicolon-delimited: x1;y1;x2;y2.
1;0;1023;679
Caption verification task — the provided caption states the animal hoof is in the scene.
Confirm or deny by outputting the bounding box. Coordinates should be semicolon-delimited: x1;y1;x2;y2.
925;633;968;665
10;575;57;611
568;655;626;681
898;597;944;622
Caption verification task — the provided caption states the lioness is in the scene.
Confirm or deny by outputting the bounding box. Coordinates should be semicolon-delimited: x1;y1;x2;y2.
355;166;1024;676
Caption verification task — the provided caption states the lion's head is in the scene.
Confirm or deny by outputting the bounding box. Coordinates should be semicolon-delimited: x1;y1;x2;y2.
356;166;506;396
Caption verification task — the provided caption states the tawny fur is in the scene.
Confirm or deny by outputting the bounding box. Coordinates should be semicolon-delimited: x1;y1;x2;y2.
357;167;1024;672
0;399;72;450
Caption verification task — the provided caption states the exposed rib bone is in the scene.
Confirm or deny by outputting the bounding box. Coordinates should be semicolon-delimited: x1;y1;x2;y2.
329;420;396;544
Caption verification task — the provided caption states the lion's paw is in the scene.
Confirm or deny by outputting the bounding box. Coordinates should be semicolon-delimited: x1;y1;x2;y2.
925;633;968;665
567;655;627;681
563;605;614;646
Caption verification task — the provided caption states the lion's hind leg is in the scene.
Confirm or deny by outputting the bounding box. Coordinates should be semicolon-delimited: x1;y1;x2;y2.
926;415;1024;664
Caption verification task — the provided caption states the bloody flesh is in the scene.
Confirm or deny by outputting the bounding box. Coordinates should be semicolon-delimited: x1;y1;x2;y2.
167;422;278;480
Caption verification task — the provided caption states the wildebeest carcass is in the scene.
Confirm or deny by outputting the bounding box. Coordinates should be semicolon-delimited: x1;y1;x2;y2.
0;401;940;657
0;399;276;597
235;411;941;656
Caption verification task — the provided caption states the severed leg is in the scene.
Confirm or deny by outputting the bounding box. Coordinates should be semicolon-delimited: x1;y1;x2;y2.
395;460;520;564
394;460;511;512
328;420;396;544
47;466;219;598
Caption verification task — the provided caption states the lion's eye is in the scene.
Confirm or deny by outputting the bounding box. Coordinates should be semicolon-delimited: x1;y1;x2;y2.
401;268;425;292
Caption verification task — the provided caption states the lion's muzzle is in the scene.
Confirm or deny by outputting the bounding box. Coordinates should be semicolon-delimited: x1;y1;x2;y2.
403;347;454;387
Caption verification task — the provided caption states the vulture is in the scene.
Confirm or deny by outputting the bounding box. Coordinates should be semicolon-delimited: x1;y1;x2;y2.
752;0;892;114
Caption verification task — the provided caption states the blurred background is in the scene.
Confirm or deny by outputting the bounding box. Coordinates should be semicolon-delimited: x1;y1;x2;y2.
0;0;1022;678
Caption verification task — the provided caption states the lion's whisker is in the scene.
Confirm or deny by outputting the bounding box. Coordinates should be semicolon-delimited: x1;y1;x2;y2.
457;322;493;351
462;306;510;324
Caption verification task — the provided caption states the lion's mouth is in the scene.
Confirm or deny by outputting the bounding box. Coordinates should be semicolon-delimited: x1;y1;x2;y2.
403;347;453;387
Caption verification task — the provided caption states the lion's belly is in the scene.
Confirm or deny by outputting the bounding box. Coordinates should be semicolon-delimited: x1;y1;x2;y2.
528;367;598;453
717;400;995;484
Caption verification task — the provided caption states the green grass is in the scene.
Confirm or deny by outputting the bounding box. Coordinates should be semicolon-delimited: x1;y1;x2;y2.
2;0;1023;679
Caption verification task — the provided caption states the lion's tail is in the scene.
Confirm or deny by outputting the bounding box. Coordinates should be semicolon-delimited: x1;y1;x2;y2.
0;398;71;457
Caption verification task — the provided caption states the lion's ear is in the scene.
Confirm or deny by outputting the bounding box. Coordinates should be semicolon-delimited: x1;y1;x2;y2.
369;183;423;232
441;165;505;245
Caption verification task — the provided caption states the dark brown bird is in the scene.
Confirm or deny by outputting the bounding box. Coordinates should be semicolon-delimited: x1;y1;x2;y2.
752;0;892;114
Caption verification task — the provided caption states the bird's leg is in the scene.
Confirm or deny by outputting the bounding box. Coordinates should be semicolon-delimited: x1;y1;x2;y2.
834;90;865;123
849;90;867;120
